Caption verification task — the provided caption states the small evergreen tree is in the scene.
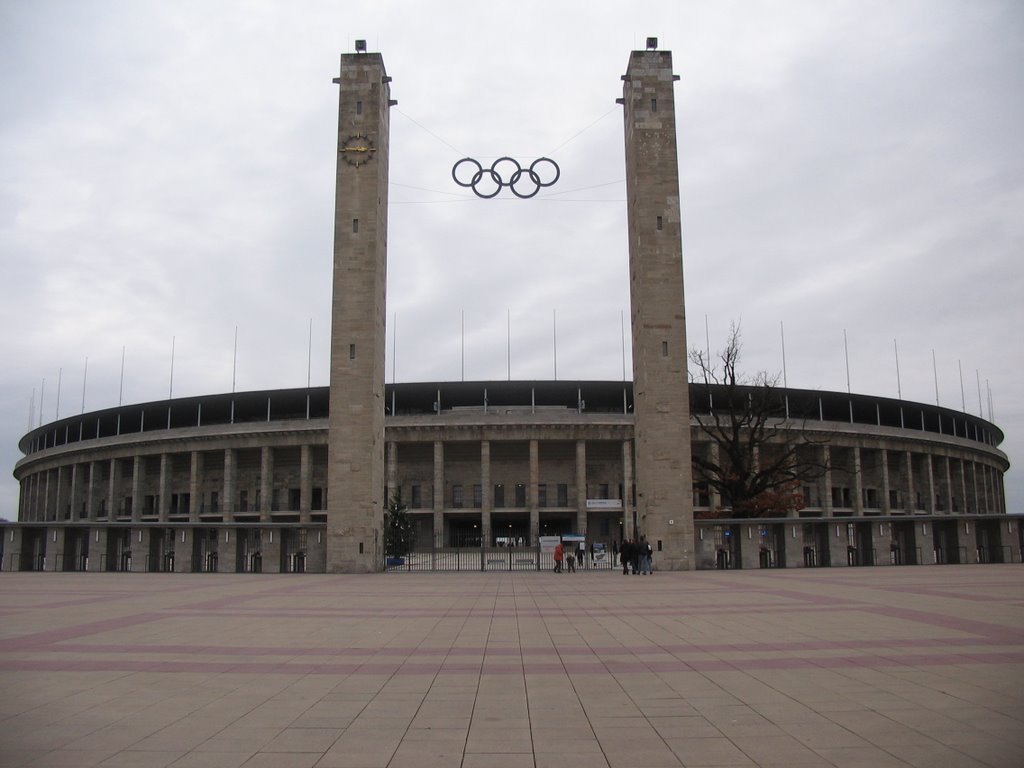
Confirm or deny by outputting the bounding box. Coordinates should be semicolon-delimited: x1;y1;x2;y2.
384;489;414;558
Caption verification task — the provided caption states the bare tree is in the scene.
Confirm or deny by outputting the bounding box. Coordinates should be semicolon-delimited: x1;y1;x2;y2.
689;322;828;519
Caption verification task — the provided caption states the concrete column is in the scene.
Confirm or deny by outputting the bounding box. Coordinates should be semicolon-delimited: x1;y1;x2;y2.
904;451;915;513
709;442;722;510
26;474;34;521
189;451;203;522
575;440;587;535
41;472;49;520
27;474;35;521
86;461;98;521
69;464;79;520
131;529;149;572
177;528;194;573
49;527;66;571
852;447;863;515
481;440;491;547
529;439;539;543
943;456;954;514
783;523;804;568
822;446;833;517
130;456;142;522
925;455;936;513
622;440;634;539
260;446;273;521
5;528;23;571
828;521;849;567
433;441;444;543
54;466;65;520
262;529;281;573
223;448;236;519
109;458;122;518
958;458;968;514
325;51;392;573
23;475;33;522
218;529;237;574
872;521;891;566
87;528;107;572
971;461;980;514
879;449;891;512
740;525;759;570
158;453;170;522
386;441;398;504
300;444;312;523
40;471;49;521
621;47;694;570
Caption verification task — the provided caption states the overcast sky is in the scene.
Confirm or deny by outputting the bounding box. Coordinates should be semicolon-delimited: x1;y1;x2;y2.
1;0;1022;518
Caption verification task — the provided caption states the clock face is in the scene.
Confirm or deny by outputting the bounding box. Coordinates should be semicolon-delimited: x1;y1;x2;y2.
340;134;376;166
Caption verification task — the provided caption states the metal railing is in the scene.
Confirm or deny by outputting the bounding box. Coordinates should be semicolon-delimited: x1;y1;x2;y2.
386;535;614;573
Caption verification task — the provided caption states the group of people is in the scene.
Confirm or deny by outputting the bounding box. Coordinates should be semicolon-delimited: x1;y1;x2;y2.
552;541;588;573
552;538;653;574
615;537;653;575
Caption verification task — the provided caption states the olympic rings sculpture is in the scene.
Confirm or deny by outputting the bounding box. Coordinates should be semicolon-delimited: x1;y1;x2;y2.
452;156;560;199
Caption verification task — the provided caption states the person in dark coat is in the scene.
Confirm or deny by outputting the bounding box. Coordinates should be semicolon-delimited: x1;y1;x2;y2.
621;538;632;575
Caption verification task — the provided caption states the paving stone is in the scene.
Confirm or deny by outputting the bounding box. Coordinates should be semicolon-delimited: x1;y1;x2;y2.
0;568;1021;768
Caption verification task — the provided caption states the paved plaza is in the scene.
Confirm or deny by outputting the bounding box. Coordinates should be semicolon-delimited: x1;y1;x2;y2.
0;566;1022;768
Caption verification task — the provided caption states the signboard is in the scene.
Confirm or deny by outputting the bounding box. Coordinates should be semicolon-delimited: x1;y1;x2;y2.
539;536;561;553
561;533;586;543
586;499;622;510
592;542;607;563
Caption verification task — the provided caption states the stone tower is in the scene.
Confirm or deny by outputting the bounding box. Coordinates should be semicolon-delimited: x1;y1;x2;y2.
620;45;695;569
327;50;393;572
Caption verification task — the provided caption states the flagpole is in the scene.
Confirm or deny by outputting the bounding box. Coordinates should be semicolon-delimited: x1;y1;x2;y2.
552;309;557;380
81;357;88;414
843;329;850;394
119;346;125;406
168;336;175;399
958;359;966;412
780;320;788;389
55;367;62;420
620;310;626;382
894;339;902;400
306;318;313;389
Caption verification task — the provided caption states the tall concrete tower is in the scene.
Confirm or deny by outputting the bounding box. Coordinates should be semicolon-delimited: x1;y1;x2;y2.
620;45;695;569
327;49;393;572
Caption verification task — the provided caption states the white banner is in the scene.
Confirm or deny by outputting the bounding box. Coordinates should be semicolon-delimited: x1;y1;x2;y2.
586;499;622;510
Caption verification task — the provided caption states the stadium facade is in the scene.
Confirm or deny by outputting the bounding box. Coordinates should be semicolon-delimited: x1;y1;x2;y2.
4;44;1017;572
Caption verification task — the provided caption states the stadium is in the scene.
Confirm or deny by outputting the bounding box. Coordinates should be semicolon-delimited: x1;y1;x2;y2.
4;43;1017;572
7;378;1015;572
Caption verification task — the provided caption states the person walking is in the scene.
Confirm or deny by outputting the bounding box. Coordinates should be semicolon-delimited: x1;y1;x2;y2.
639;536;653;574
553;541;564;574
620;538;632;575
566;548;576;573
630;538;641;575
